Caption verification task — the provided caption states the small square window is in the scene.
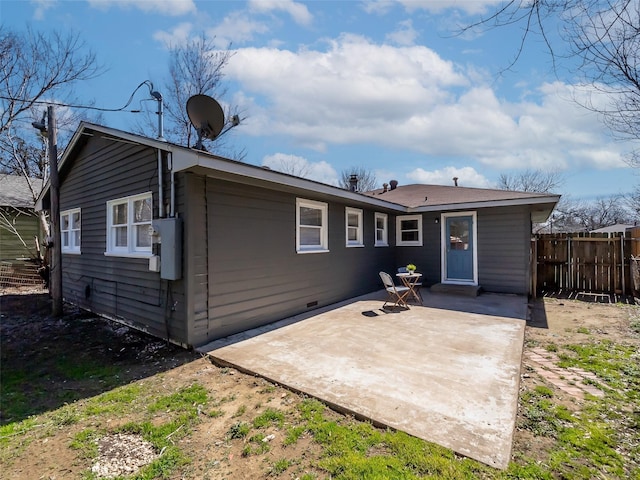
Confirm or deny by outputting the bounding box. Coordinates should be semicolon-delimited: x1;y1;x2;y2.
106;193;153;257
396;215;423;246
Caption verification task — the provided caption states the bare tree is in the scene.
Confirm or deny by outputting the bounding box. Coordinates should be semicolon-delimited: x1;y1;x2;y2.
0;26;101;252
0;26;101;134
146;33;244;158
339;166;378;192
497;169;564;193
462;1;640;166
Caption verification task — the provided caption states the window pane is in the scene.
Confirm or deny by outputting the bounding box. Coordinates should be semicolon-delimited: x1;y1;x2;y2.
135;225;151;248
61;214;69;230
376;230;383;242
113;203;127;225
376;217;384;229
402;231;419;242
114;226;127;247
300;207;321;226
401;219;418;231
134;197;152;223
73;231;80;247
300;226;321;245
72;211;80;227
348;227;358;241
347;213;359;228
62;231;69;247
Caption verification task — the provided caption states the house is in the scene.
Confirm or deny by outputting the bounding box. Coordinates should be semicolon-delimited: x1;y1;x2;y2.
0;174;42;262
590;223;636;235
37;122;559;348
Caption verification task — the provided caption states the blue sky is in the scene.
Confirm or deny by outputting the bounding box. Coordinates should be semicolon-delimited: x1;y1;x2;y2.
4;0;638;200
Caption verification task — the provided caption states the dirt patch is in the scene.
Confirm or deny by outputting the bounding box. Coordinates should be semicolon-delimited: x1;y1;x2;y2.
1;287;638;478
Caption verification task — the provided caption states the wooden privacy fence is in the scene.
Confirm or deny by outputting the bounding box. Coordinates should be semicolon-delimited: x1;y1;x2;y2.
532;229;640;298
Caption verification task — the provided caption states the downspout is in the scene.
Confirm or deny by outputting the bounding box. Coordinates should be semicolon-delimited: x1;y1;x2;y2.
157;150;164;218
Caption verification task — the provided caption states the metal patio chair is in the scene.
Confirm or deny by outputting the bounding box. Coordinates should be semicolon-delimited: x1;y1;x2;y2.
379;271;411;309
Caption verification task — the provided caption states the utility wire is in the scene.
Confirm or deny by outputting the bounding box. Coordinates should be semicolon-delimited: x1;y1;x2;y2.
0;80;156;113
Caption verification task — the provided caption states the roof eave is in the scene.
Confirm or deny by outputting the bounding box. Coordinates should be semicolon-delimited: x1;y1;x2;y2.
173;151;408;212
409;195;560;221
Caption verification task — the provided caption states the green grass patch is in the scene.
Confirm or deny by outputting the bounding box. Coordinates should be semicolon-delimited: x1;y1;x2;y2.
288;399;493;479
253;408;285;429
84;383;145;416
55;355;121;383
557;341;640;394
147;383;208;417
270;458;293;475
227;421;250;439
70;428;100;459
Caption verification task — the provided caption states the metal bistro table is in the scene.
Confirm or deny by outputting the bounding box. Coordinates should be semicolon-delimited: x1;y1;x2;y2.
396;272;423;304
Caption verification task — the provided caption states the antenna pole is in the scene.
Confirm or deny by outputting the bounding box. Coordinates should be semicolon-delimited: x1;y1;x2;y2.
156;95;165;141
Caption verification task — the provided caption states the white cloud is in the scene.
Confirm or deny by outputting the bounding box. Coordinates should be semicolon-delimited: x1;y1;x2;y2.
386;19;419;46
248;0;313;26
152;22;192;47
32;0;56;20
207;10;270;48
226;35;631;173
87;0;196;16
262;153;339;185
407;166;492;188
394;0;504;15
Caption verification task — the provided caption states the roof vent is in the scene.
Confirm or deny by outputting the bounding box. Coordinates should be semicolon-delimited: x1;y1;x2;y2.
382;183;388;193
389;180;398;190
453;177;459;187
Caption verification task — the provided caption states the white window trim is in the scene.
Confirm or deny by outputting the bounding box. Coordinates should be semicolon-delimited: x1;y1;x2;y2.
105;192;153;257
374;212;388;247
345;207;364;247
296;198;329;254
61;208;81;254
396;214;423;246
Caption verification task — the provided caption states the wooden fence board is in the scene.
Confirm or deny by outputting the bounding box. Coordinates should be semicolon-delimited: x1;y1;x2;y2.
534;231;637;296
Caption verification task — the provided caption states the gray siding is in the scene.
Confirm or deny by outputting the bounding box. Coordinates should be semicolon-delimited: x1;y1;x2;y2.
58;137;188;345
394;212;441;286
391;207;532;294
477;206;531;294
185;176;396;345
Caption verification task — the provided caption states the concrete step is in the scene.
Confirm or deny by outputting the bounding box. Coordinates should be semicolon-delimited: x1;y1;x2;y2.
429;283;482;297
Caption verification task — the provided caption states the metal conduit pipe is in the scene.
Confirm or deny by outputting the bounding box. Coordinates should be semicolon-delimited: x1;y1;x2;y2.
157;149;164;218
169;152;175;217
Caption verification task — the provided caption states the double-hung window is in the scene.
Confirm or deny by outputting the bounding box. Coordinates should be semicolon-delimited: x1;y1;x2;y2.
374;212;388;247
61;208;81;253
106;192;153;256
345;207;363;247
396;215;423;246
296;198;328;253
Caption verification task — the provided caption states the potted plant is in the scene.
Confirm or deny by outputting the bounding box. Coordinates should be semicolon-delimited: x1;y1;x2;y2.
406;263;417;274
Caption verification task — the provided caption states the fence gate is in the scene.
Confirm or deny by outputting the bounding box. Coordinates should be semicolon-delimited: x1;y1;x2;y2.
534;232;638;298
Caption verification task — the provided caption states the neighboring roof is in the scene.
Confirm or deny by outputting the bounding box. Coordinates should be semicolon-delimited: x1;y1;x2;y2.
590;223;636;234
37;122;560;222
0;174;40;208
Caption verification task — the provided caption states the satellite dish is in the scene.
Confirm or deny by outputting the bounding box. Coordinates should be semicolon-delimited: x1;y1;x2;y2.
186;94;225;150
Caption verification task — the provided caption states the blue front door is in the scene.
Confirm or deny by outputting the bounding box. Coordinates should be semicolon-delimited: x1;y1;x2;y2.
445;216;474;282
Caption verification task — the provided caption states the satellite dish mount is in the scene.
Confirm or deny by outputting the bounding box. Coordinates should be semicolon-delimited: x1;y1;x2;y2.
186;94;225;150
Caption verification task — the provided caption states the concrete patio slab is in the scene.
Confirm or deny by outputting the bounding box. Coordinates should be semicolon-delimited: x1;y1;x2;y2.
198;290;527;469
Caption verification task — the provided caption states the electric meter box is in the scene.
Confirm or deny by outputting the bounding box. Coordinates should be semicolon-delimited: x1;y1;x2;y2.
151;217;182;280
